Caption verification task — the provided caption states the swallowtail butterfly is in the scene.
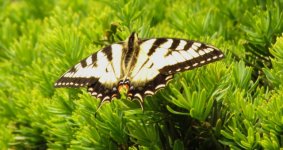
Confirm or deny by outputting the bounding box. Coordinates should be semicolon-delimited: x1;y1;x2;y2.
54;32;224;109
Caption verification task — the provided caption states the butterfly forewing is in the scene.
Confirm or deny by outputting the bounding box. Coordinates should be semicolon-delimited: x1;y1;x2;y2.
158;38;224;74
54;43;124;102
127;38;224;100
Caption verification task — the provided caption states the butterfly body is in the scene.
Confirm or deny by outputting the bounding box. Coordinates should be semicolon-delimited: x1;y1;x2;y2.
55;32;224;107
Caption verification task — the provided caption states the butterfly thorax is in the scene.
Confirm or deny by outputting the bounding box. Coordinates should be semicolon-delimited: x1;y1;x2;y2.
121;32;140;79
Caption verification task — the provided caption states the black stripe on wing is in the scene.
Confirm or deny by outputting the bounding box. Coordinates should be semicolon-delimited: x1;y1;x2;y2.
147;38;168;55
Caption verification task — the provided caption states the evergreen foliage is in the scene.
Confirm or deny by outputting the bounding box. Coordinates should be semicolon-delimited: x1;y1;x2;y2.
1;0;283;149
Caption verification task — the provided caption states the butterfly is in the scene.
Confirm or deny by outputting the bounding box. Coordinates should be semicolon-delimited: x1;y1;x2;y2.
54;32;224;109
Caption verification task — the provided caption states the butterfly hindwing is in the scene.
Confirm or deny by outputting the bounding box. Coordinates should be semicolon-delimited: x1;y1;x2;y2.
87;81;120;104
128;74;174;103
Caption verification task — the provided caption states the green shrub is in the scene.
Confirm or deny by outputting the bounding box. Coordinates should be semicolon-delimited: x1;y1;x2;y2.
1;0;283;149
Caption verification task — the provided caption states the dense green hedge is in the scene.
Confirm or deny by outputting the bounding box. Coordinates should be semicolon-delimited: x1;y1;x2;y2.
1;0;283;149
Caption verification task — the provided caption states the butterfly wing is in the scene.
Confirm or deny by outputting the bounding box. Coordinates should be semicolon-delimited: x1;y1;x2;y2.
54;43;124;102
128;38;224;102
